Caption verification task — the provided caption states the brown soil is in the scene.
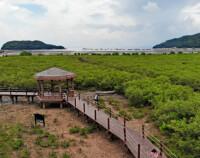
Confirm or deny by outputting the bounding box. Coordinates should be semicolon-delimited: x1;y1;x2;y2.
0;100;133;158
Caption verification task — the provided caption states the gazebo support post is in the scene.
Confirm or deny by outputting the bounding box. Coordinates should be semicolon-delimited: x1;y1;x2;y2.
42;103;45;109
41;81;44;97
15;96;18;103
37;81;41;96
60;102;63;109
51;80;54;93
31;96;34;103
71;78;74;90
66;79;69;89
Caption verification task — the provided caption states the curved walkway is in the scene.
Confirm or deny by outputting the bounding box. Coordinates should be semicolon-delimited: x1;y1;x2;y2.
67;95;167;158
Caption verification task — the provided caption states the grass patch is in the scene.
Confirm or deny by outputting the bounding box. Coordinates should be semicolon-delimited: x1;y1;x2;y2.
20;149;30;158
69;126;80;134
119;110;132;121
63;153;70;158
12;139;24;149
130;107;148;119
61;141;70;148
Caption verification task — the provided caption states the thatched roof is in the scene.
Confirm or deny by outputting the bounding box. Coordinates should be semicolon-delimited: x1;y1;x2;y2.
34;67;77;80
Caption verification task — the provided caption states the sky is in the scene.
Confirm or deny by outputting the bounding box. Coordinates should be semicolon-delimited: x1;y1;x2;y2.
0;0;200;48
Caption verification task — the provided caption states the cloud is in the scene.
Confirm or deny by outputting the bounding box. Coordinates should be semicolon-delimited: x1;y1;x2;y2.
0;0;200;48
0;0;138;48
182;3;200;27
142;2;160;13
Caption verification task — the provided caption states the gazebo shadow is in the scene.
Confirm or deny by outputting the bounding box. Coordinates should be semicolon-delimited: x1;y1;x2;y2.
40;102;68;109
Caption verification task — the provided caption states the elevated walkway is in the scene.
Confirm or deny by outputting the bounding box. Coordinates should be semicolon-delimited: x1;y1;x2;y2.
66;95;169;158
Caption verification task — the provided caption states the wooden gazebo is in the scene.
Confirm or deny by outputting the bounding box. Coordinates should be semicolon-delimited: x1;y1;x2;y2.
34;67;77;109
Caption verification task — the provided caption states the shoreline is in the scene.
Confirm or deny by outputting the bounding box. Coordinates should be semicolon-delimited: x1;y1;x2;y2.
1;48;200;56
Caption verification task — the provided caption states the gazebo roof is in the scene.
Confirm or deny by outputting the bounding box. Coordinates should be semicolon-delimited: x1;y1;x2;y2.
34;67;77;80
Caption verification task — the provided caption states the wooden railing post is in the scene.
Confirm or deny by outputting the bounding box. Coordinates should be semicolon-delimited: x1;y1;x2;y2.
142;125;144;138
124;127;126;142
124;117;126;127
138;144;140;158
87;97;89;105
124;117;126;142
83;103;85;113
107;118;110;130
75;98;76;107
160;141;163;156
94;110;97;121
67;94;68;101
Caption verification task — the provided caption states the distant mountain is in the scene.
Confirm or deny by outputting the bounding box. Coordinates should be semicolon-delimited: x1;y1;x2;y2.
153;33;200;48
1;40;65;50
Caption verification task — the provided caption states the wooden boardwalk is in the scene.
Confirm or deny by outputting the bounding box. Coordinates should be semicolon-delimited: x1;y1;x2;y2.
0;91;38;103
66;95;167;158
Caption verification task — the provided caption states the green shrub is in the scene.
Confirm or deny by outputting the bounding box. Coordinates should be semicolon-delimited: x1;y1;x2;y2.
107;97;114;104
132;52;138;55
63;153;70;158
131;107;148;119
125;114;132;121
44;131;50;137
119;110;127;116
21;149;30;158
141;52;145;55
178;51;183;54
69;126;80;133
35;136;42;145
98;102;106;109
61;141;70;148
12;139;24;149
113;100;120;110
104;107;111;115
53;142;59;148
30;128;44;134
48;134;56;143
53;118;58;123
49;150;57;158
80;128;87;136
20;51;32;56
86;126;94;133
170;51;175;54
40;141;51;147
112;52;119;55
119;110;132;121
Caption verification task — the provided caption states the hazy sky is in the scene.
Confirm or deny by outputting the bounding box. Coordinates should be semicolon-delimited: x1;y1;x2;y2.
0;0;200;48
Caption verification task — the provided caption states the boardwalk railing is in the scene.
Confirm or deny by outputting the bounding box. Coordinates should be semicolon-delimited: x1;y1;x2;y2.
142;126;177;158
0;87;38;103
66;93;174;158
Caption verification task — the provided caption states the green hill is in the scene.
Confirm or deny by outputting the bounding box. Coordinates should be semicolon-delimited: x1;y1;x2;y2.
153;33;200;48
1;40;65;50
